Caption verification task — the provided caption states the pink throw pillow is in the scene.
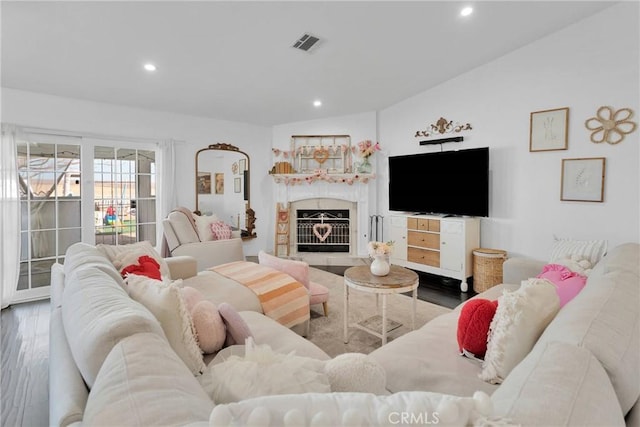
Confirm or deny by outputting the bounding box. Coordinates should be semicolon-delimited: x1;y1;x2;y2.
181;286;205;313
257;250;310;290
210;221;233;240
218;303;253;346
191;301;227;354
536;264;587;307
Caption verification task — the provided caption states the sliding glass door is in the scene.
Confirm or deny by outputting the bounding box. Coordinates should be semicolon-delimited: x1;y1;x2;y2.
17;135;82;301
15;133;159;303
93;146;157;247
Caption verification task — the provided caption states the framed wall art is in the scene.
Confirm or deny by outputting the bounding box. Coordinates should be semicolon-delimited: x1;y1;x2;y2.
238;158;246;172
530;107;569;152
234;177;241;193
561;157;605;202
214;173;224;194
197;172;211;194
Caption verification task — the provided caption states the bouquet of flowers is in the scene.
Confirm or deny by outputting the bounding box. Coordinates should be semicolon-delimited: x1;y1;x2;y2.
357;140;381;158
367;241;394;257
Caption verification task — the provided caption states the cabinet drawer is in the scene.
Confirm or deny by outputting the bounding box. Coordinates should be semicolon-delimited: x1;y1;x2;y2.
428;219;440;232
407;231;439;249
407;217;418;230
408;247;440;267
416;219;429;231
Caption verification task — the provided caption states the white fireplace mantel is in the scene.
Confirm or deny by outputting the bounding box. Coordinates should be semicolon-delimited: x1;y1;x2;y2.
273;179;374;257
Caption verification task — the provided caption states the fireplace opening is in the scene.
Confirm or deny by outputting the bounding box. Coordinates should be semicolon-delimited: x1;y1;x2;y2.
296;209;350;253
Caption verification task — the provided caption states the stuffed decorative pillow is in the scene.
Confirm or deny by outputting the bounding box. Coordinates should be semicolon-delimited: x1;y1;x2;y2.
191;300;227;354
125;275;206;375
193;214;219;241
324;353;387;394
549;238;607;265
200;338;330;404
257;250;310;289
120;255;162;281
209;390;497;427
480;280;560;384
536;265;588;307
218;303;253;346
98;241;171;281
210;220;233;240
457;299;498;359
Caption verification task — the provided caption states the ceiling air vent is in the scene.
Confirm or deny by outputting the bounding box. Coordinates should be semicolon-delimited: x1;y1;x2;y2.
292;33;320;52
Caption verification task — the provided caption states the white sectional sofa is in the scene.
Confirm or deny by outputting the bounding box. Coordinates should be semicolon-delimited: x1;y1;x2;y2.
371;242;639;426
49;242;639;426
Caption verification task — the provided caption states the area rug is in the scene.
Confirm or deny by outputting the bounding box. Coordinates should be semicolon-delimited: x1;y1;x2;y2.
307;267;451;357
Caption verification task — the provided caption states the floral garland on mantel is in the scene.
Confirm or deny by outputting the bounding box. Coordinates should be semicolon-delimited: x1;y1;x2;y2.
272;144;355;159
271;169;375;186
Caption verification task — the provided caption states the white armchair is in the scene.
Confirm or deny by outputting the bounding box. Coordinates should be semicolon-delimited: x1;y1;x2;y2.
163;210;244;271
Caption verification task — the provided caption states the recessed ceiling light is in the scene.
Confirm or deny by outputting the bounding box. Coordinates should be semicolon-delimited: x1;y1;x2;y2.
313;100;322;107
143;63;157;72
460;6;473;17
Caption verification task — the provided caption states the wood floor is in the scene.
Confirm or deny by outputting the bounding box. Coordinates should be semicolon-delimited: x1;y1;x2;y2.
1;299;50;427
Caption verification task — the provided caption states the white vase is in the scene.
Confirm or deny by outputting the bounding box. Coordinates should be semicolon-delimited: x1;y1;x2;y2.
370;255;390;276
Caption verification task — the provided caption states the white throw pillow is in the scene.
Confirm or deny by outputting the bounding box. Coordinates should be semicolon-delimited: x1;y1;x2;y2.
98;241;171;281
199;338;330;404
193;214;220;241
209;390;498;427
480;280;560;384
549;238;607;265
125;275;206;375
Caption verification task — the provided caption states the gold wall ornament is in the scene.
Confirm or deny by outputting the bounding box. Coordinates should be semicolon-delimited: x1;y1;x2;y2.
415;117;472;138
585;106;637;145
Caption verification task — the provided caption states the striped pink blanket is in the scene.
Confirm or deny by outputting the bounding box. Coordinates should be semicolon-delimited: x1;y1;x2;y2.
211;261;310;328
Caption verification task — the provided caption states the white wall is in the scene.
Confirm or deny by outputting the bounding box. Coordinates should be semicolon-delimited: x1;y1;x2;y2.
1;88;272;255
379;2;639;260
270;111;379;252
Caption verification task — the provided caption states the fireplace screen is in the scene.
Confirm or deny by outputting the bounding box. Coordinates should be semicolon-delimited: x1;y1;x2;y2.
296;209;350;252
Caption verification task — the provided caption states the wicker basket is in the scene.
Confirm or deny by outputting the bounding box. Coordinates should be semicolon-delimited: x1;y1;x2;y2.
473;248;507;293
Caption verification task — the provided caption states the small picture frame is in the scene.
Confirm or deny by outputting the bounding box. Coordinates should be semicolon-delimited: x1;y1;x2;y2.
530;107;569;152
561;157;605;202
239;158;246;172
197;172;211;194
234;177;241;193
214;173;224;195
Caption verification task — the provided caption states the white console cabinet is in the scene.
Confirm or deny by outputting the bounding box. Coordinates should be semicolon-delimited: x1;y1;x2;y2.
389;214;480;292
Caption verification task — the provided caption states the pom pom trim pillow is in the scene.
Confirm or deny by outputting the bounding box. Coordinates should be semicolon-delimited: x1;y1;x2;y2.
209;390;498;427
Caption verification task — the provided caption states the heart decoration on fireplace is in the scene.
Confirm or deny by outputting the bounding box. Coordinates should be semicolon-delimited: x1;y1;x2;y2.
312;223;332;242
312;148;330;164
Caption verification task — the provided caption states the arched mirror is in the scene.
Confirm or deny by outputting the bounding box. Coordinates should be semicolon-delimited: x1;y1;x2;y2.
195;143;256;239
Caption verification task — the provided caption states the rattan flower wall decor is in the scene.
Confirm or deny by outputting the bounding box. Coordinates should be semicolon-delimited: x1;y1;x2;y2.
585;106;637;144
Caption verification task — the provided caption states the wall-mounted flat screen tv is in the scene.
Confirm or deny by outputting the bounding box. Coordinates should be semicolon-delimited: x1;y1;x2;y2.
388;147;489;217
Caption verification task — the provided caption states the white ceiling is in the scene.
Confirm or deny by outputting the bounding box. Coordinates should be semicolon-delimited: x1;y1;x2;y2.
2;1;614;126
